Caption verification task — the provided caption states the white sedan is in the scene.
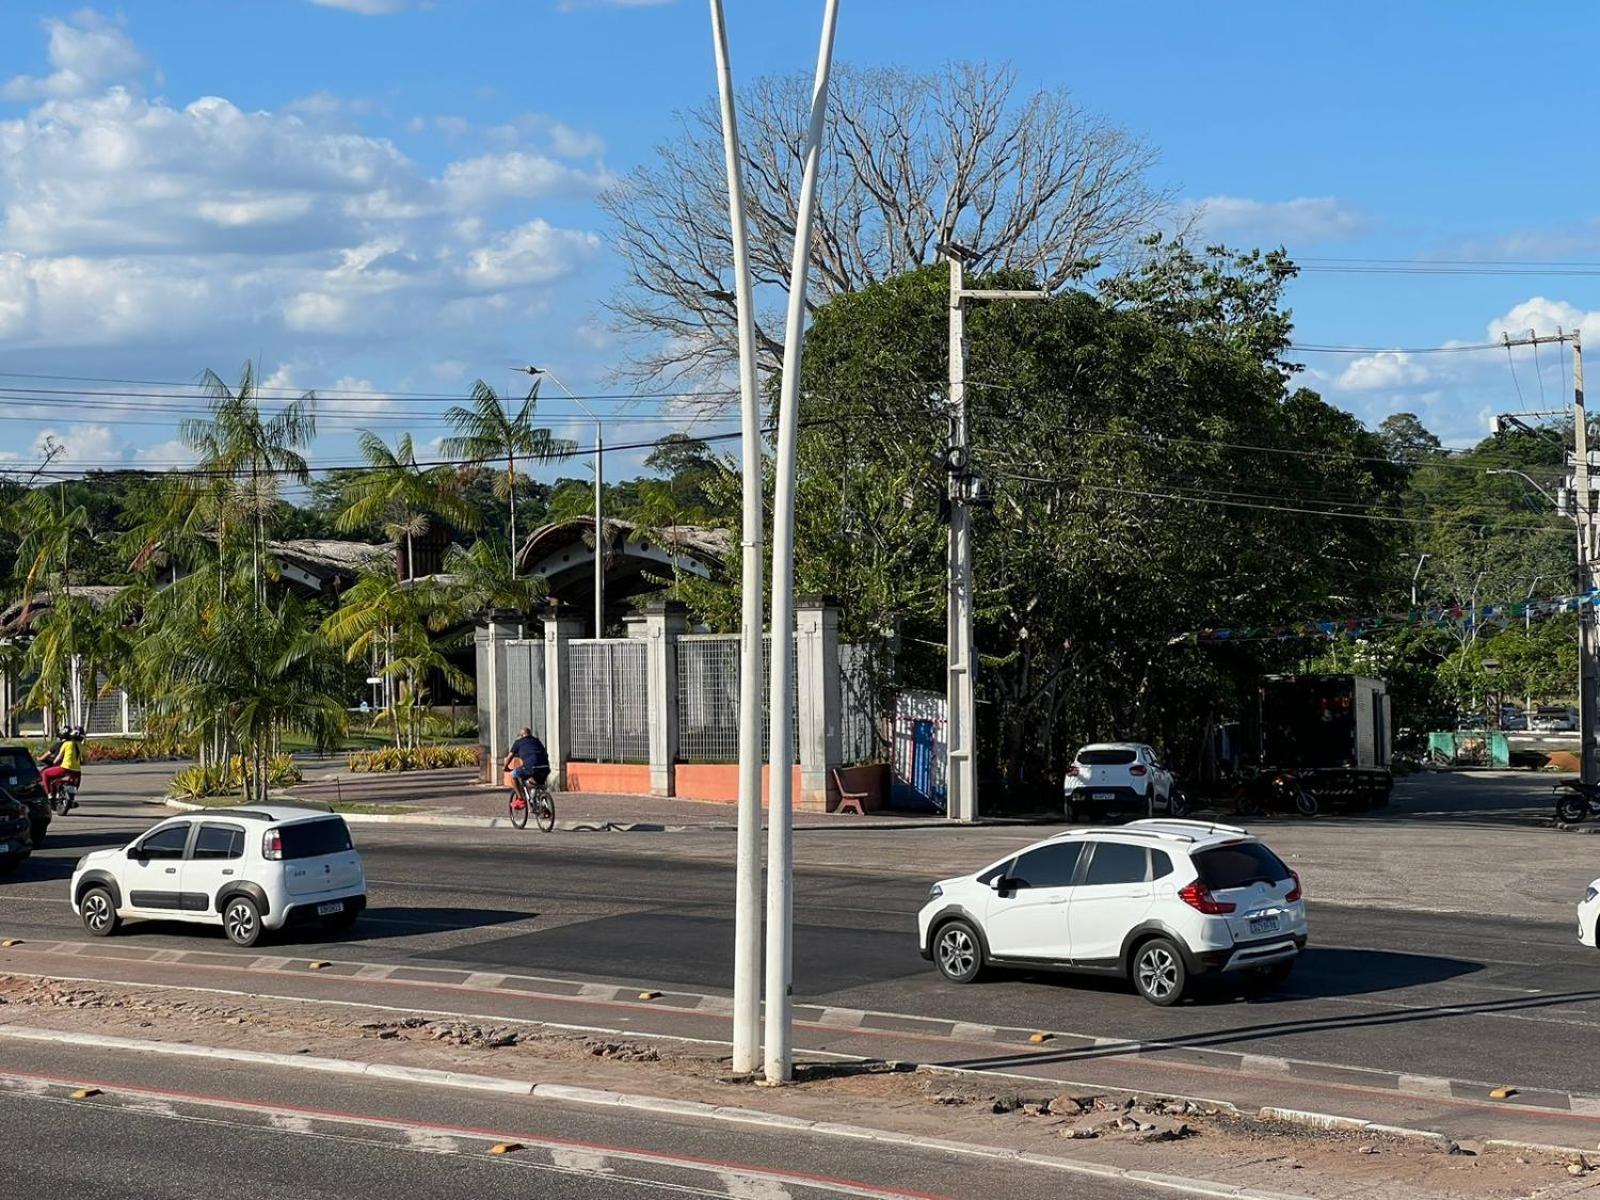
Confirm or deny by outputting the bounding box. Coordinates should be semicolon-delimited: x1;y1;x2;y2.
1580;878;1600;947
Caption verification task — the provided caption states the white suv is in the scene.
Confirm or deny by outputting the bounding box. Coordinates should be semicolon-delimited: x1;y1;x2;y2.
71;806;366;948
1064;743;1187;822
917;820;1306;1005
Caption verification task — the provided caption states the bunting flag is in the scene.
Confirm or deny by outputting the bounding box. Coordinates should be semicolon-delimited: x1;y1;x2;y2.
1179;591;1599;646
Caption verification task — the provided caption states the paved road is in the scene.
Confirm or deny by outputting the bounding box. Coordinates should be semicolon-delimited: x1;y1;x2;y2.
3;1039;1142;1200
7;775;1600;1108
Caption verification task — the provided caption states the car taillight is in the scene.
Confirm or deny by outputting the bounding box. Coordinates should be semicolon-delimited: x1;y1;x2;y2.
1285;870;1302;903
263;830;282;860
1129;765;1148;777
1065;764;1080;778
1178;882;1236;915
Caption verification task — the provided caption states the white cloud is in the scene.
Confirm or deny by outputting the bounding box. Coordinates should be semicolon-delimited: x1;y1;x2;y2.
557;0;676;10
463;220;600;288
3;11;148;102
1336;351;1430;392
1487;296;1600;344
308;0;413;14
1187;195;1367;247
133;437;191;466
441;151;610;206
35;423;123;464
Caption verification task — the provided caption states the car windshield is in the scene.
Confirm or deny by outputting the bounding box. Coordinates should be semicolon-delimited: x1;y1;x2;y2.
1193;842;1291;890
1077;749;1137;765
277;817;353;860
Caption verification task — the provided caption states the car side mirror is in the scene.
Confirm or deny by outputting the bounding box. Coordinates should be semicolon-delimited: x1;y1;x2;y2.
988;875;1007;892
127;845;142;859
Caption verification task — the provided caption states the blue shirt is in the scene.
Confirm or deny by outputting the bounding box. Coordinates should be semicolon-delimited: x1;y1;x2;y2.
509;736;548;768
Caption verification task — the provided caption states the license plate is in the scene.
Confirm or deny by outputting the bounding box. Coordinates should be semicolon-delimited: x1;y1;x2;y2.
316;901;344;916
1249;916;1280;936
1092;792;1116;801
0;843;10;854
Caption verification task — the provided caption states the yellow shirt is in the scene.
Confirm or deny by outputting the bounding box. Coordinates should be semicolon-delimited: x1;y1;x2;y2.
59;740;82;771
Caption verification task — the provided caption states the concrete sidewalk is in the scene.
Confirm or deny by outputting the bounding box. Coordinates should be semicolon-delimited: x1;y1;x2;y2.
285;765;958;831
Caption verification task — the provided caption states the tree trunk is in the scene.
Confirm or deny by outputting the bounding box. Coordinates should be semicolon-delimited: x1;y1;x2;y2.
508;454;518;579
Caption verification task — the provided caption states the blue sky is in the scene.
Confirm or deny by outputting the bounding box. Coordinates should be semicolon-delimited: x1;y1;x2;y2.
0;0;1592;477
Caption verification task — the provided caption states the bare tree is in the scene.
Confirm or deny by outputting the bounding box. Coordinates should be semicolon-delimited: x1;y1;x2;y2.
600;61;1170;387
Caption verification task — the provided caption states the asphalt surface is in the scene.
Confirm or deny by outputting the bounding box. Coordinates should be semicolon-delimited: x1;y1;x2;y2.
6;773;1600;1105
2;1039;1142;1200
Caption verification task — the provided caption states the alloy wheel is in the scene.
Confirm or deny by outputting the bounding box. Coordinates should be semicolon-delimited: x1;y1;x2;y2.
1137;946;1178;1000
937;927;976;979
83;891;111;933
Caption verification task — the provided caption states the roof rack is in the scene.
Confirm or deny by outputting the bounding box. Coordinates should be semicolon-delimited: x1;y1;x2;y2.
1051;826;1198;844
218;809;275;821
1125;818;1251;838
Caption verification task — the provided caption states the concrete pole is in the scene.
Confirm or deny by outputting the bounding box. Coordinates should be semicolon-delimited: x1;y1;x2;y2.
764;0;839;1086
945;255;976;823
708;0;766;1076
1574;332;1597;785
594;424;605;637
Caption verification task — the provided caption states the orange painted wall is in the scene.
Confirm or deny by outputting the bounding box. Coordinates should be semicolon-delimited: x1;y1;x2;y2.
564;762;653;794
674;764;802;806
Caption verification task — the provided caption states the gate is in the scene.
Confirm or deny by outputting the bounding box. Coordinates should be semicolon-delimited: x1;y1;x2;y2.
568;639;648;762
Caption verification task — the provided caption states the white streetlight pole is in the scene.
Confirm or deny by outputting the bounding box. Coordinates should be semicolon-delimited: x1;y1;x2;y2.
518;366;604;637
708;0;766;1076
764;0;839;1086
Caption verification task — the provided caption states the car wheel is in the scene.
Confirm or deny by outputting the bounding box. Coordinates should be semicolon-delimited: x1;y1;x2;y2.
28;820;47;849
1131;937;1189;1006
1063;794;1082;824
80;886;119;937
223;896;263;948
932;919;984;984
0;856;20;875
1167;788;1192;818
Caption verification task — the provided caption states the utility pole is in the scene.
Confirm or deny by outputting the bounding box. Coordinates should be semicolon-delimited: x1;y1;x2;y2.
707;0;765;1077
1495;328;1593;783
939;243;1049;823
518;366;604;636
763;0;839;1086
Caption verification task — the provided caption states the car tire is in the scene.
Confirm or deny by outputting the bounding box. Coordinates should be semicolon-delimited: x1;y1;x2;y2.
1063;795;1081;824
1167;788;1192;818
932;918;985;984
28;820;47;849
1131;936;1190;1006
223;896;263;948
80;886;119;937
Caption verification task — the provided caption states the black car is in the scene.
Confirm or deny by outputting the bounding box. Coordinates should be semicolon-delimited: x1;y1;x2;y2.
0;786;32;873
0;746;50;848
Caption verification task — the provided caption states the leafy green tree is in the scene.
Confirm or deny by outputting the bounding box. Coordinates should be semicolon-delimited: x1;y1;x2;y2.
336;432;480;580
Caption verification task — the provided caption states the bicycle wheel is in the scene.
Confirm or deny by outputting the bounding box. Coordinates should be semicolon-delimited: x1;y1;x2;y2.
508;785;529;830
534;787;556;833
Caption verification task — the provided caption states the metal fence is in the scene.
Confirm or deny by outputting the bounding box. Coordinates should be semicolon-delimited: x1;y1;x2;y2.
838;643;884;765
568;639;649;762
675;634;799;763
502;640;546;741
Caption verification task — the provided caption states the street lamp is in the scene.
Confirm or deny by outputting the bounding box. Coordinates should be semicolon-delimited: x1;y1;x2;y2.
1409;552;1430;607
516;366;604;638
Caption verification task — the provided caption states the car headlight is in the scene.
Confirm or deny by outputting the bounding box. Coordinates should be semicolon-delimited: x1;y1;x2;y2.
928;883;943;900
1586;886;1598;905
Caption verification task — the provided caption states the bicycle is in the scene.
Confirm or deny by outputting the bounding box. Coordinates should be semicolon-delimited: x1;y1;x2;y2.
508;772;556;833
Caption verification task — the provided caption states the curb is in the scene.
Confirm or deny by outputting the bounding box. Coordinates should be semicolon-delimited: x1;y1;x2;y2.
0;1024;1318;1200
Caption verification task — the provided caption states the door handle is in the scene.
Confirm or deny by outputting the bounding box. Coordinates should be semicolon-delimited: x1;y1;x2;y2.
221;869;234;877
164;867;176;874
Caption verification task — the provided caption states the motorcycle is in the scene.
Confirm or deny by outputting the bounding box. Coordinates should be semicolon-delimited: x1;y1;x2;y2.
1554;779;1600;825
1231;769;1318;819
45;772;80;815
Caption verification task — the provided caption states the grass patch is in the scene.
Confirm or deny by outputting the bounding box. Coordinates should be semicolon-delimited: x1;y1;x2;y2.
167;794;424;817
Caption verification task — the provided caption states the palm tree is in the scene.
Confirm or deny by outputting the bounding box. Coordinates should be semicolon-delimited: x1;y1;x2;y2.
178;363;315;607
336;432;480;581
442;536;547;618
439;381;575;576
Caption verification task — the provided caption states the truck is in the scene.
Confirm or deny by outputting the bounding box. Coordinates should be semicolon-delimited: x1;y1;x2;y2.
1255;674;1393;810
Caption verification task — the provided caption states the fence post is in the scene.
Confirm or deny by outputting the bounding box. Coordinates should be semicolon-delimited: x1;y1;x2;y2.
633;600;688;797
795;596;842;812
543;605;585;790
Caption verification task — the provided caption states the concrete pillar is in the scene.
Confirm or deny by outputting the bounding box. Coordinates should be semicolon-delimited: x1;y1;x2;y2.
543;605;586;790
632;600;688;797
795;596;842;812
473;612;523;784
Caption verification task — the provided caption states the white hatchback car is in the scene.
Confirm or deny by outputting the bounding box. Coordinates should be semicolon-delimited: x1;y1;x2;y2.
1064;743;1187;822
71;806;366;948
1578;878;1600;948
918;820;1306;1005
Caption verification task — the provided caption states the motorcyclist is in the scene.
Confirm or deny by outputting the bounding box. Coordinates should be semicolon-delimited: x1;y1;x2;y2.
504;727;550;793
41;725;83;811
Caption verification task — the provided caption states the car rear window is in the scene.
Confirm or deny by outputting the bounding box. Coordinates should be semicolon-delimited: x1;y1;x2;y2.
0;748;41;787
1194;842;1291;890
277;817;353;860
1077;748;1137;765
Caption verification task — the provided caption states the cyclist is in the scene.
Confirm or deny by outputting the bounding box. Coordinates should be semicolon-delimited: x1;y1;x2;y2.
505;727;550;795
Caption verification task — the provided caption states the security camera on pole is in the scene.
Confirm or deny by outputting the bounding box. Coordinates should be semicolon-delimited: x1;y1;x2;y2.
938;243;1049;824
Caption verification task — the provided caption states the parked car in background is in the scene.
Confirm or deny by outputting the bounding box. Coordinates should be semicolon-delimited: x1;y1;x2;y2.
71;806;366;947
0;745;50;849
1533;705;1579;733
918;819;1308;1006
1063;743;1187;822
0;786;32;874
1500;708;1528;731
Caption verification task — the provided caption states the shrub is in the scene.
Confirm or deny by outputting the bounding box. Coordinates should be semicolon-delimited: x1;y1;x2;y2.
166;754;301;800
347;744;480;773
